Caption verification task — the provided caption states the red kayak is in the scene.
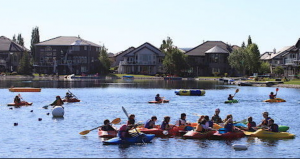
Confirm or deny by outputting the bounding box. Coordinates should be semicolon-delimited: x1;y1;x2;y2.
212;131;245;140
148;100;169;104
98;129;117;138
183;130;216;139
7;102;33;106
138;125;186;137
62;98;80;102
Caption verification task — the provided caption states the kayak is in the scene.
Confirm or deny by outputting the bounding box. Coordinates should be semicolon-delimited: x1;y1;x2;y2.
212;131;245;140
138;128;174;137
250;129;295;139
174;89;205;96
264;98;286;102
9;87;41;92
279;125;289;132
148;100;169;104
62;98;80;102
183;130;216;139
7;102;33;106
98;130;117;138
103;134;155;145
224;99;238;103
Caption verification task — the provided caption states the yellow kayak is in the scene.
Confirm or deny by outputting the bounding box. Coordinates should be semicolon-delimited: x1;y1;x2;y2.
264;98;286;102
250;129;295;139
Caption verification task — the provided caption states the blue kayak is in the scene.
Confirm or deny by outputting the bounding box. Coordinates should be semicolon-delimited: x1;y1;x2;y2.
103;134;155;145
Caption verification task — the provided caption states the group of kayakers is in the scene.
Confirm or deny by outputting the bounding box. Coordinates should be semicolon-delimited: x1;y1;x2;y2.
226;91;277;101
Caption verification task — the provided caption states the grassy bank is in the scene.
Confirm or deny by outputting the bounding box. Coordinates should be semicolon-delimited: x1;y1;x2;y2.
284;79;300;85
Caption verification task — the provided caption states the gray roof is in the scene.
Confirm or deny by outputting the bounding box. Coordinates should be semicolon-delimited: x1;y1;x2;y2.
35;36;101;47
185;41;233;56
0;36;29;52
260;45;295;60
205;45;229;54
123;42;163;57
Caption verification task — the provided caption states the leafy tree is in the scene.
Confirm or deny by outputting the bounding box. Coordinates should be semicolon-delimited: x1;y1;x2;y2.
259;61;271;74
247;35;252;46
247;43;261;74
30;27;40;60
12;34;16;42
17;51;32;75
274;66;284;76
98;45;111;75
228;48;250;76
241;41;245;48
160;37;189;76
17;33;24;46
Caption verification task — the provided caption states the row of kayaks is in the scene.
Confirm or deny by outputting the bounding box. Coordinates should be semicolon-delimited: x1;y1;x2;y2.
7;98;80;107
99;123;295;145
224;98;286;104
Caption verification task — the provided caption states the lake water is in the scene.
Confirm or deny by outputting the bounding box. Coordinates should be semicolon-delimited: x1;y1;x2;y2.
0;79;299;158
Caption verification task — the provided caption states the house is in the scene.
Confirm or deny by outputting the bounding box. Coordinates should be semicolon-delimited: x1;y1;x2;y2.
0;36;30;72
34;36;101;75
116;42;164;75
185;41;237;76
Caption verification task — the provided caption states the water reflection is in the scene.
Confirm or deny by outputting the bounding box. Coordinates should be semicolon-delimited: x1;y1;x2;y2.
52;117;65;121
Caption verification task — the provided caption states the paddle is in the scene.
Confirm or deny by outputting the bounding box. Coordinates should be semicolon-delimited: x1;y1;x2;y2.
42;105;51;109
122;106;142;137
79;118;121;135
68;90;78;99
275;88;279;96
233;88;239;97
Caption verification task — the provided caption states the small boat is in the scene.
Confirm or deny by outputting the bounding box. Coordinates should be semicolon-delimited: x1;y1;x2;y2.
98;130;117;138
175;89;205;96
224;99;239;103
9;87;41;92
103;134;155;145
62;98;81;102
7;102;33;106
250;129;295;139
148;100;169;104
264;98;286;102
183;130;216;139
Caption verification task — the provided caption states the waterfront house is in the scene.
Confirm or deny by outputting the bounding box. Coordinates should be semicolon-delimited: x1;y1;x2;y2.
116;42;164;75
34;36;101;75
0;36;29;72
185;41;237;76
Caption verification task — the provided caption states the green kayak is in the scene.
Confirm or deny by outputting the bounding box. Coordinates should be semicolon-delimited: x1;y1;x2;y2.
242;122;289;132
225;99;238;103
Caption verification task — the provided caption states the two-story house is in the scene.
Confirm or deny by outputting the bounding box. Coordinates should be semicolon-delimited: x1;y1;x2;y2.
34;36;101;75
116;42;164;75
0;36;29;72
185;41;237;76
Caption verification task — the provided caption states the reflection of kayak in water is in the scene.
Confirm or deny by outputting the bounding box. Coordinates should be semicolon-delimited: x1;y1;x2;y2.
148;100;169;104
264;98;286;102
224;99;238;103
7;102;33;106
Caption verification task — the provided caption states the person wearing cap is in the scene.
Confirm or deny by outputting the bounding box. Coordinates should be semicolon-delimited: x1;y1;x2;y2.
258;112;271;128
144;116;157;129
228;94;234;100
50;96;64;106
269;92;276;99
211;108;222;124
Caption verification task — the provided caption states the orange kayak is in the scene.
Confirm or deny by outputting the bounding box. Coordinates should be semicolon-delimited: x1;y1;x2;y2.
62;98;80;102
7;102;33;106
148;100;169;104
98;130;117;138
9;87;41;92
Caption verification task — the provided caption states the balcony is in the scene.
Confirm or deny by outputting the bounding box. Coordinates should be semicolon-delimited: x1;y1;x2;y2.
285;58;299;66
119;61;157;65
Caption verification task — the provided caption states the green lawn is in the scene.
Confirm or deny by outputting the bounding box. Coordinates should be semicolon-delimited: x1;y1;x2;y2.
284;79;300;85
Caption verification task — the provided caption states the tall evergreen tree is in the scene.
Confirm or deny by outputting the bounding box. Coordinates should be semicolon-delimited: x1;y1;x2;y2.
247;35;252;46
241;41;246;48
98;45;111;75
12;34;16;42
18;51;32;75
30;27;40;60
247;43;261;74
17;33;24;46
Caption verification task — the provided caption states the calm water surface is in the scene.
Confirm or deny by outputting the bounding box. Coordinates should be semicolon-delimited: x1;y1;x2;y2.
0;79;299;158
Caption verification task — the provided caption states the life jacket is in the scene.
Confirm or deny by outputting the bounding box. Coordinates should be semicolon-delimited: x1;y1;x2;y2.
160;121;169;130
269;94;276;99
224;123;233;132
144;119;154;129
269;124;279;132
262;117;271;126
228;96;233;100
196;123;203;132
247;121;256;131
208;121;213;127
212;115;222;123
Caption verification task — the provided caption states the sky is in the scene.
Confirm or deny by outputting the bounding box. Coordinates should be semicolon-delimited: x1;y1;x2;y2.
1;0;300;54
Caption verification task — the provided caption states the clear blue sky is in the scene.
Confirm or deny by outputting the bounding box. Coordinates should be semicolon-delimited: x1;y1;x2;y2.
1;0;300;53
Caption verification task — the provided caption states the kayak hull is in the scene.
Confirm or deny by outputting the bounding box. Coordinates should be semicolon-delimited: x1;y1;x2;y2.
9;87;41;92
98;130;117;138
148;100;169;104
62;98;80;102
103;134;155;145
225;99;238;103
183;130;216;139
264;98;286;102
7;102;33;106
212;131;245;140
250;129;295;139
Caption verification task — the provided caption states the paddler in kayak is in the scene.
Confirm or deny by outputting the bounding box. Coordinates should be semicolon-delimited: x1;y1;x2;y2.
144;116;157;129
155;94;163;102
14;95;21;104
240;116;257;132
127;114;136;126
228;94;234;100
65;92;74;100
211;108;222;124
160;116;171;130
175;113;193;131
265;119;279;132
269;92;276;99
257;112;271;128
50;96;64;106
100;119;117;131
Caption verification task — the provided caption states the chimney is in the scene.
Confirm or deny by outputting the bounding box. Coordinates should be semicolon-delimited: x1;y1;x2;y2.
273;48;276;54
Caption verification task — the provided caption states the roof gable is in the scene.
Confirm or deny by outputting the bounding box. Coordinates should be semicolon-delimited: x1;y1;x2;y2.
185;41;232;56
124;42;163;57
205;45;229;54
0;36;29;52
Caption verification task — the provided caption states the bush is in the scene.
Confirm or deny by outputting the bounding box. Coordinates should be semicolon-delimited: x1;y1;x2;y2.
213;72;220;77
10;72;18;75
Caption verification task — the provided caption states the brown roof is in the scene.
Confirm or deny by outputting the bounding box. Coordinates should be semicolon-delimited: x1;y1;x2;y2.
35;36;101;47
0;36;29;52
185;41;233;56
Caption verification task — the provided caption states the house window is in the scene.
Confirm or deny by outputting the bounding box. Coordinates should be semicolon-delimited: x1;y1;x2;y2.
84;46;87;50
72;46;80;51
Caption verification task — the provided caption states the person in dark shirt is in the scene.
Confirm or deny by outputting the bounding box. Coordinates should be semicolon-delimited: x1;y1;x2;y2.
144;116;157;129
100;119;116;131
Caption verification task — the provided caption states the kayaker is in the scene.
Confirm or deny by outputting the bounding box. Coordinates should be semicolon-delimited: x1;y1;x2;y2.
201;115;213;131
144;116;157;129
211;108;222;124
127;114;135;127
118;124;132;140
258;112;271;128
269;92;276;99
175;113;193;131
14;95;21;104
160;116;171;130
155;94;162;102
266;119;279;132
50;96;64;106
228;94;234;100
241;116;257;132
195;116;205;132
65;92;74;100
223;114;233;123
100;119;117;131
224;118;234;132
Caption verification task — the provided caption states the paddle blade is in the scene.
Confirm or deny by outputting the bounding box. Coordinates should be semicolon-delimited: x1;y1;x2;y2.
111;118;121;124
235;89;239;93
122;106;129;118
79;130;90;135
276;88;279;92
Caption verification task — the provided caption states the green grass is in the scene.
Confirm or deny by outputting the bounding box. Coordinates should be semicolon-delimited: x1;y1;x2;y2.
284;79;300;85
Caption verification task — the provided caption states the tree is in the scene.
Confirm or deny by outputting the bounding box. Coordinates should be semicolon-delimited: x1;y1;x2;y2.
259;62;271;74
247;43;261;74
30;27;40;60
98;45;111;75
12;34;16;42
274;66;284;76
241;41;246;48
17;33;24;46
228;48;250;76
160;37;189;76
247;35;252;46
18;52;32;75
